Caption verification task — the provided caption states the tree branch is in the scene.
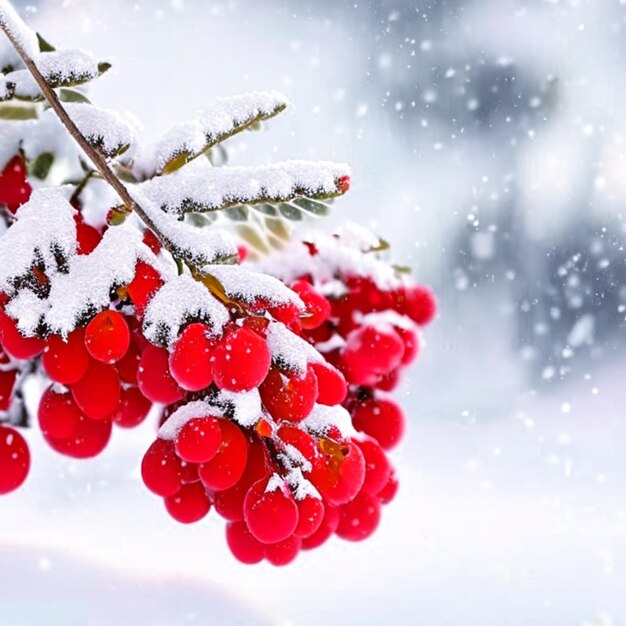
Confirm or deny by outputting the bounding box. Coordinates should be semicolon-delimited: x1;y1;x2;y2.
0;17;170;251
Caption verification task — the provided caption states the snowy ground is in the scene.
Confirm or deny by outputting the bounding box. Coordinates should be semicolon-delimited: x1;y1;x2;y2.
2;0;626;624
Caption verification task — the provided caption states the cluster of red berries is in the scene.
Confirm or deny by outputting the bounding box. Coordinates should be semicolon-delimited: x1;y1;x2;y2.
0;152;435;566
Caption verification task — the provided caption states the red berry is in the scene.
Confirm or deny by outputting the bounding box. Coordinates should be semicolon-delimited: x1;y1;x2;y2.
291;280;331;330
401;285;437;325
137;345;185;405
311;362;347;406
375;369;400;392
164;482;212;524
43;415;112;459
0;155;31;214
243;477;299;544
71;359;121;420
43;329;89;384
0;309;45;359
116;342;140;384
294;496;325;539
175;416;222;464
141;438;184;497
309;439;366;506
76;223;102;255
340;325;404;385
211;325;271;392
0;369;17;412
84;310;130;364
351;396;405;450
277;425;318;462
396;326;419;365
337;175;350;194
377;473;399;504
259;365;318;423
169;323;215;391
112;386;152;428
213;439;269;522
127;261;163;316
301;504;340;550
0;425;30;494
38;386;82;439
226;521;265;564
264;535;302;566
355;438;392;496
198;419;249;491
336;491;381;542
142;230;161;255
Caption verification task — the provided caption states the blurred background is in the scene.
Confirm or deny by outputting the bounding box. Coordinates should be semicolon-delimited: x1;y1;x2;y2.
2;0;626;624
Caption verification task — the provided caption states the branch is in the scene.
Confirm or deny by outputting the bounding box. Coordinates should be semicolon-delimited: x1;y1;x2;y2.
0;13;168;252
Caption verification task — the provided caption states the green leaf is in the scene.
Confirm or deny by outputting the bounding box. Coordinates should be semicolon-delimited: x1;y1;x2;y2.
36;33;56;52
186;213;217;228
265;217;291;241
0;104;37;119
162;151;190;175
278;203;303;221
291;197;329;216
59;88;91;104
237;224;270;253
366;238;390;253
30;152;54;180
253;203;278;216
97;62;112;74
225;206;249;222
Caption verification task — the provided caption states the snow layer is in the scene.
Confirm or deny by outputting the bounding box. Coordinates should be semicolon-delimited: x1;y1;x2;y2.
138;158;350;214
134;90;289;177
142;273;230;347
208;264;303;308
266;320;323;373
0;0;39;64
0;187;76;295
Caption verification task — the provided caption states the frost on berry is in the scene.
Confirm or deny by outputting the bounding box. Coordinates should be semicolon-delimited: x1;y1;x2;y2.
0;4;434;568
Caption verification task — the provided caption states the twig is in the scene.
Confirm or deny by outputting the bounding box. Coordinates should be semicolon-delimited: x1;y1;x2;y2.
0;17;169;250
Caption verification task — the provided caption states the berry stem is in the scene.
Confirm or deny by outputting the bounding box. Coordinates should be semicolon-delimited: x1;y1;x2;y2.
0;18;170;255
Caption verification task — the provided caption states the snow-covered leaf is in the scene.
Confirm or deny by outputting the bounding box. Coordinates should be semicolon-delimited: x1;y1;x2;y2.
139;159;350;215
133;91;289;178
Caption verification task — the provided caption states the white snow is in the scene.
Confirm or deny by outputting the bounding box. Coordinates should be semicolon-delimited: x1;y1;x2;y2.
138;158;350;215
60;103;139;159
158;399;221;441
266;320;322;373
216;388;263;428
0;0;39;64
10;221;155;337
301;403;356;438
0;187;76;295
133;188;239;267
208;264;304;308
142;273;230;348
257;227;402;291
133;90;289;177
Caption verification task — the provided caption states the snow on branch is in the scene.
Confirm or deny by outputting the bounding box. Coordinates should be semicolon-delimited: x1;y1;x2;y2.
207;264;304;309
266;321;323;374
143;273;230;347
0;187;76;295
3;50;109;100
133;91;289;178
134;190;239;267
7;221;153;337
139;159;351;215
56;103;139;159
0;1;39;66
